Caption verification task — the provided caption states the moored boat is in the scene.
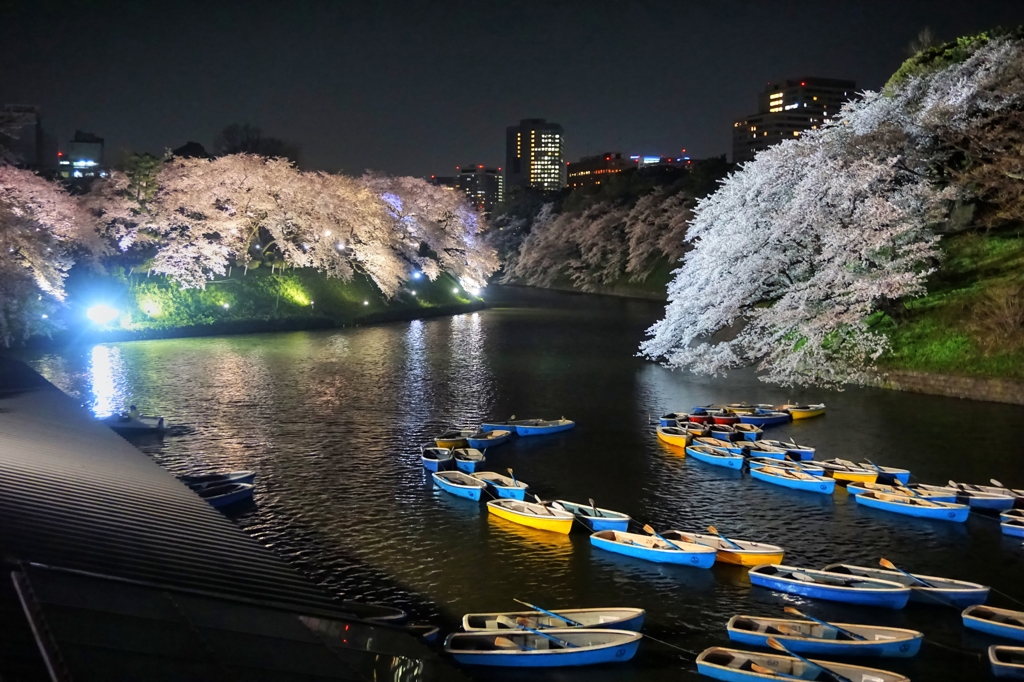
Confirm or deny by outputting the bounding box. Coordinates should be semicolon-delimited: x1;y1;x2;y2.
948;481;1019;511
733;423;762;441
685;445;745;470
852;491;970;522
179;470;255;488
472;471;529;500
444;629;641;667
759;439;815;460
660;412;692;426
656;426;691;448
845;481;956;502
851;460;911;485
748;458;825;476
749;465;835;494
738;409;791;427
467;429;512;449
817;459;878;484
676;421;711;437
963;605;1024;642
990;645;1024;678
724;403;775;414
708;410;740;425
99;414;167;433
516;419;575;436
696;647;909;682
662;531;784;566
912;483;1016;511
709;423;740;441
196;482;255;508
453;447;486;473
480;418;538;432
748;564;912;609
551;500;630;532
432;470;488;501
589;530;716;567
487;498;574;534
824;563;989;607
745;441;790;459
952;482;1024;508
726;615;923;657
435;429;474;449
421;446;453;472
1003;510;1024;537
462;607;645;632
782;403;826;419
684;410;712;424
693;437;746;455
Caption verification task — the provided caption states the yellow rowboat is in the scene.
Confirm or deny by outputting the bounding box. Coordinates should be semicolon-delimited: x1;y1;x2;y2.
486;499;574;534
817;460;877;484
783;403;826;419
435;429;474;449
656;426;691;448
662;531;784;566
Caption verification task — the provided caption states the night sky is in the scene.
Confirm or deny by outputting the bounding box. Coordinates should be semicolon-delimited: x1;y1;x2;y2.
3;1;1023;176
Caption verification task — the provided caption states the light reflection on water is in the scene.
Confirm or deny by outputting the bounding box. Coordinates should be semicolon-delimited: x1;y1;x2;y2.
22;287;1024;681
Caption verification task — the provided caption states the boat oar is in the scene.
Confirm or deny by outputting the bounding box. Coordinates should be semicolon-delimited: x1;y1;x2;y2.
588;498;603;517
766;637;852;682
642;524;679;550
512;598;583;627
496;616;576;648
706;525;744;551
879;558;936;589
750;663;802;680
991;478;1006;488
532;494;555;515
507;468;517;487
494;636;530;651
782;606;865;641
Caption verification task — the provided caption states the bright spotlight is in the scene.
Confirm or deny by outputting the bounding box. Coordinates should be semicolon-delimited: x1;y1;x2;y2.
412;272;422;279
87;304;119;325
410;291;416;296
363;300;369;306
41;314;48;319
452;287;459;294
222;303;230;309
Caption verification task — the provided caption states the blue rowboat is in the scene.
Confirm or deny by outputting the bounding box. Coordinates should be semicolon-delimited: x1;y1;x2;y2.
951;482;1024;508
516;419;575;436
749;465;835;494
179;470;255;488
726;615;923;657
453;448;486;473
462;607;646;632
846;482;957;502
467;429;512;449
748;564;912;609
590;530;717;567
990;645;1024;678
733;424;762;441
1003;510;1024;537
745;441;790;459
472;471;528;500
685;445;745;470
759;439;815;460
421;446;452;472
748;458;825;476
693;437;746;455
196;482;255;508
824;563;989;607
913;483;1016;511
660;412;690;426
444;629;641;667
553;500;630;532
432;471;488;501
855;461;911;485
964;605;1024;642
696;647;910;682
709;424;740;441
853;491;969;522
480;418;537;432
738;410;791;427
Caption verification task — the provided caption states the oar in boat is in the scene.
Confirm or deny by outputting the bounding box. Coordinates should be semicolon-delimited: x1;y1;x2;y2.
706;525;744;551
642;523;679;550
496;616;577;648
767;637;853;682
532;494;556;516
791;571;859;588
948;479;968;493
863;459;885;475
894;480;922;498
750;663;803;680
991;478;1006;488
782;606;865;641
879;557;936;589
512;598;583;627
507;468;517;487
494;636;532;650
588;498;603;517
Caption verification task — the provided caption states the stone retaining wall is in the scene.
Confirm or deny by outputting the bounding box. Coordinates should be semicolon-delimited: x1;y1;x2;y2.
873;369;1024;405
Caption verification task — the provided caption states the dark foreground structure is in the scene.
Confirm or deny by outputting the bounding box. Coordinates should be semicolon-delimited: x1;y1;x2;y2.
0;357;464;681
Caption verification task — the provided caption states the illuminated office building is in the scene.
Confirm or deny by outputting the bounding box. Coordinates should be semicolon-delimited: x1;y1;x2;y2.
60;130;106;178
566;152;633;189
505;118;564;192
429;165;504;213
732;77;855;164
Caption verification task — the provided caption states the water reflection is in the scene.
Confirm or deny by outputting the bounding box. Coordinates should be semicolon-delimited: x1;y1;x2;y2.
446;312;491;423
89;344;128;416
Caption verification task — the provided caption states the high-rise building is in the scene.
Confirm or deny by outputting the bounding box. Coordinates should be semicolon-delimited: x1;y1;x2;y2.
566;152;634;189
505;118;565;192
732;77;855;164
429;165;505;213
60;130;106;178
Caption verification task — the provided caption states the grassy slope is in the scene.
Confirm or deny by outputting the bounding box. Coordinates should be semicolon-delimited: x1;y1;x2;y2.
880;230;1024;379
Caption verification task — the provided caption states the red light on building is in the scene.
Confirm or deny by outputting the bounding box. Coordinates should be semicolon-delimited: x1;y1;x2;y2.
800;82;806;86
430;175;435;178
478;165;483;168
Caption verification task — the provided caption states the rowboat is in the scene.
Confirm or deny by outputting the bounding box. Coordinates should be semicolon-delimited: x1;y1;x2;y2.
683;411;712;424
432;471;488;501
462;607;645;632
179;470;255;488
435;429;474;449
849;460;911;485
912;483;1016;511
824;563;989;607
196;482;255;508
589;530;717;567
453;448;486;473
745;441;791;459
656;426;691;448
816;459;878;484
662;531;784;566
693;437;746;455
726;615;923;657
487;499;574;533
963;605;1024;642
99;414;167;433
748;458;825;476
551;500;630;532
709;424;740;441
696;647;909;682
467;429;512;449
420;446;452;472
444;629;641;667
748;564;912;609
852;491;970;522
952;482;1024;508
675;422;711;437
708;411;740;426
782;403;826;419
990;645;1024;678
516;419;575;436
1003;510;1024;537
733;423;762;441
472;471;528;500
738;410;791;427
684;445;745;470
749;465;835;494
846;481;957;502
724;403;775;414
759;439;815;460
660;412;690;426
481;418;537;432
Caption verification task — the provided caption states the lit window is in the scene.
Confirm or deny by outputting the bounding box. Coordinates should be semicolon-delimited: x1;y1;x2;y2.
793;131;800;136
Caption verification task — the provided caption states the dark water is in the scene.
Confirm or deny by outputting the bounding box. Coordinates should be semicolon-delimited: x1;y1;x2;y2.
24;286;1024;681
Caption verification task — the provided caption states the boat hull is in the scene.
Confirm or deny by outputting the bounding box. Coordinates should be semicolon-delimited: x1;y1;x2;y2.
789;407;826;419
748;565;911;609
665;532;784;566
467;430;512;448
590;532;716;567
748;459;825;476
824;564;989;608
490;485;527;500
696;647;909;682
655;427;691;447
990;645;1024;679
964;607;1024;642
445;629;641;667
455;459;484;473
421;455;450;472
463;608;645;632
432;473;485;501
487;501;573;534
726;617;922;657
750;467;835;494
1003;518;1024;538
200;483;255;508
516;421;575;436
685;446;744;469
738;413;791;427
854;493;969;522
